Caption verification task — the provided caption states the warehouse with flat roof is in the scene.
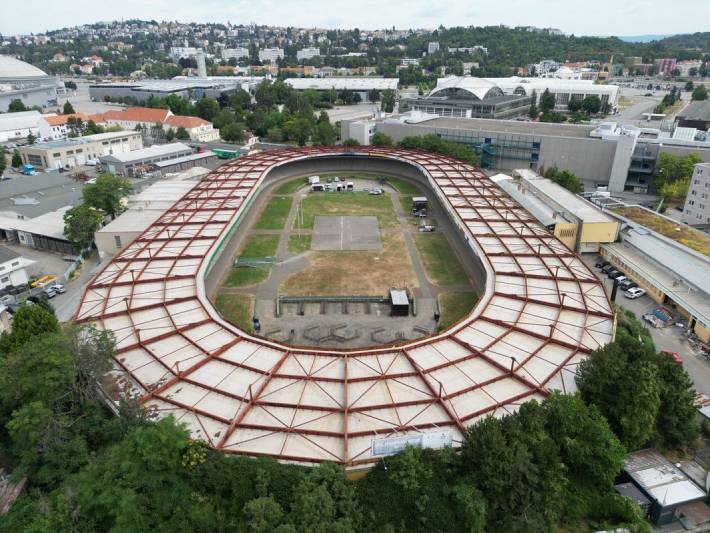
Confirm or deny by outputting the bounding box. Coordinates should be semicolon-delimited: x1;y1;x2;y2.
100;142;194;177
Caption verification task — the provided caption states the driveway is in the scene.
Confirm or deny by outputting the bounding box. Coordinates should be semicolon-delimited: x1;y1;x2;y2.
582;254;710;395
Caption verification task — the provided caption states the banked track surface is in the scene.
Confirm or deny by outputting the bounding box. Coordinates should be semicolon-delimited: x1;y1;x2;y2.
76;146;614;468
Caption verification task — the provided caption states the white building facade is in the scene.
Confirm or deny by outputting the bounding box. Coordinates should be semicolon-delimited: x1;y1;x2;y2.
682;163;710;225
258;48;284;63
297;47;321;61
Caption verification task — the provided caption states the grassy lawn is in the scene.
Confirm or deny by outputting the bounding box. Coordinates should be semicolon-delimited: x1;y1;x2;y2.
281;231;417;296
294;192;398;229
438;291;478;330
223;266;270;287
215;293;254;331
387;176;422;195
274;179;307;195
413;233;469;286
399;194;416;213
239;234;280;258
254;196;293;229
288;234;312;254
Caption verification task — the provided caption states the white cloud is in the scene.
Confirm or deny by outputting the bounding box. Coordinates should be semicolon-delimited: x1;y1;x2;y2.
2;0;708;36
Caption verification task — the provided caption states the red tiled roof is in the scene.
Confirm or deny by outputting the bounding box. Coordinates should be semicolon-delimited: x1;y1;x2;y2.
165;115;210;129
102;107;172;123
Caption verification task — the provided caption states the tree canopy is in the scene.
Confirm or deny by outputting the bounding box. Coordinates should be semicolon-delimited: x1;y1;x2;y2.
82;173;133;219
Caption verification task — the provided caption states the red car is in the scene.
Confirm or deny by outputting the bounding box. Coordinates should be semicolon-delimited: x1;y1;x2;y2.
661;350;683;365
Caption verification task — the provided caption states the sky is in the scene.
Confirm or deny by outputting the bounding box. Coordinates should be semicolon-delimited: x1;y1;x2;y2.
2;0;709;37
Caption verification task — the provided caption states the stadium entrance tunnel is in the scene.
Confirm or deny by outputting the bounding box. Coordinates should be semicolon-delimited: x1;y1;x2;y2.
75;147;614;469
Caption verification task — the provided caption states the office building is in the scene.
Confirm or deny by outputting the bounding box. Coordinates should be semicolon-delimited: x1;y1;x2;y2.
19;131;143;171
427;42;440;54
344;113;710;193
222;47;250;61
258;48;284;63
682;163;710;226
0;56;62;112
676;100;710;131
296;47;321;61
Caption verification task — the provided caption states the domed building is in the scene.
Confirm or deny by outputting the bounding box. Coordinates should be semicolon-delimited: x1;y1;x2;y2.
0;56;62;112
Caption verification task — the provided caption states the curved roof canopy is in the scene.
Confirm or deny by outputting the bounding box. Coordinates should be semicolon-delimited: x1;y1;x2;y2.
0;55;49;79
76;147;614;468
429;77;502;100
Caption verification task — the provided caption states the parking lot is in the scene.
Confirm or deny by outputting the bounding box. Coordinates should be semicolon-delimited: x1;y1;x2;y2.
582;254;710;395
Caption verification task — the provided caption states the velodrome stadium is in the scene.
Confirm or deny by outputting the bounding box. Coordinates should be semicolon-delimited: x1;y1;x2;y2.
76;146;614;469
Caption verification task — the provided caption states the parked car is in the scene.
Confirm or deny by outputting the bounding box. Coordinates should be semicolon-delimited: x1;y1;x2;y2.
619;279;636;290
624;287;646;299
613;274;627;282
606;269;621;279
43;287;57;299
600;264;615;274
595;260;609;269
660;350;683;365
52;283;66;294
419;224;436;232
368;188;384;195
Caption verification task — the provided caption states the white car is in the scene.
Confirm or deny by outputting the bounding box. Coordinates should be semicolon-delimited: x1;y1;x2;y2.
624;287;646;299
52;284;66;294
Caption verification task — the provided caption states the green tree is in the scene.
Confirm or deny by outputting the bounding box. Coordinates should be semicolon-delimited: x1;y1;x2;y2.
0;304;59;355
381;89;397;113
164;128;176;141
312;121;336;146
8;99;27;112
371;132;394;146
26;132;36;145
399;134;480;166
82;173;133;220
576;335;662;450
63;204;103;250
654;358;700;448
266;127;284;143
567;98;583;112
581;95;602;114
342;138;361;147
540;89;556;113
63;101;76;114
175;126;190;140
692;84;708;101
194;97;220;121
654;152;701;191
285;118;312;146
528;90;538;119
685;80;695;92
544;167;584;193
243;496;285;532
0;146;6;176
220;122;245;142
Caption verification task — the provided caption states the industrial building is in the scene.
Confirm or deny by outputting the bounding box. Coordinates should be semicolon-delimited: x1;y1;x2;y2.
76;146;613;469
285;77;399;102
0;56;63;112
399;76;619;119
0;110;50;143
89;77;263;103
621;449;708;525
676;100;710;133
95;180;198;258
600;205;710;342
153;151;219;175
682;162;710;226
492;170;619;253
100;142;194;177
0;246;33;290
347;113;710;193
297;47;321;61
19;131;143;171
0;206;75;254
